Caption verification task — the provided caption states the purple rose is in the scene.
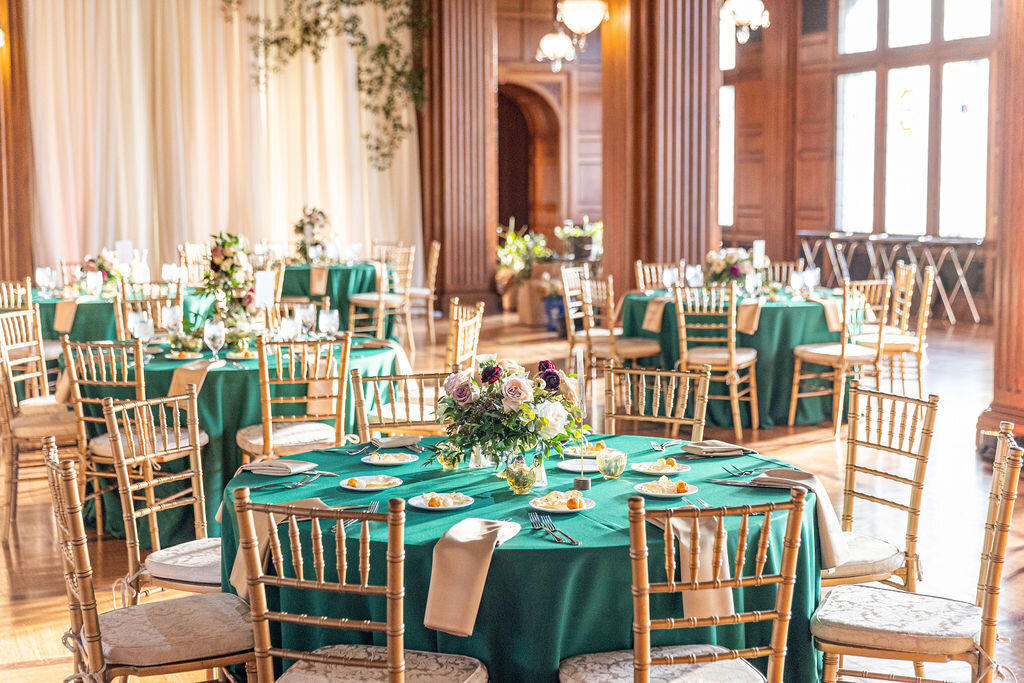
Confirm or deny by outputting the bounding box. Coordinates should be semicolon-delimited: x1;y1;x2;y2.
481;365;502;384
452;381;478;407
538;360;555;373
730;264;741;276
539;369;560;391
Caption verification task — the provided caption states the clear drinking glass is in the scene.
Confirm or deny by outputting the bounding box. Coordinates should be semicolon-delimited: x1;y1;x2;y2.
596;449;628;480
133;316;155;346
686;265;703;287
85;271;104;295
162;304;183;336
662;268;679;290
744;272;761;297
297;304;317;337
789;271;805;293
319;309;340;336
204;321;226;360
804;267;821;290
278;316;299;341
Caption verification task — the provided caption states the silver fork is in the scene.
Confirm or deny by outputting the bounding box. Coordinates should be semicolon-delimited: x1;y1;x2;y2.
541;514;581;546
332;501;379;533
722;464;772;477
651;439;682;452
695;497;712;508
528;512;563;543
248;473;320;491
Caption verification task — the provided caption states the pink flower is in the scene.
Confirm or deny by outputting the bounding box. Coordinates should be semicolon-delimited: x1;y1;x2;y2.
501;377;534;413
452;382;478;407
444;372;468;397
558;370;579;405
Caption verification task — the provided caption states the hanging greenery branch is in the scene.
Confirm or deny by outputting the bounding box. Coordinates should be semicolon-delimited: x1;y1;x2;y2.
221;0;429;170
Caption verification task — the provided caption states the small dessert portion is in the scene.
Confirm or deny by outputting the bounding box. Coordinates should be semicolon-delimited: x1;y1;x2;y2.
532;489;588;511
364;452;415;464
565;440;610;457
639;475;691;495
422;492;472;508
344;474;400;489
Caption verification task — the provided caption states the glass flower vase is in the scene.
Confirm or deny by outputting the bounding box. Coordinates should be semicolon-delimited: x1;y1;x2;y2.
532;453;549;488
504;457;537;494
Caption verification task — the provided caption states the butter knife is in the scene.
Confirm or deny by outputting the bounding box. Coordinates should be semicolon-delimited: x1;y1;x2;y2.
706;478;773;488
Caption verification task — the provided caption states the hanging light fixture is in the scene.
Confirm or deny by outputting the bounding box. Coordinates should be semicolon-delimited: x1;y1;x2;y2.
556;0;608;52
722;0;770;44
0;28;5;50
536;25;576;72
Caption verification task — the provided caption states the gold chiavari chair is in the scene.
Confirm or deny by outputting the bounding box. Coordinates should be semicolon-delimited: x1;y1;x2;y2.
674;283;759;441
788;278;890;434
233;491;488;682
854;266;936;396
42;436;256;681
114;283;186;340
0;301;62;388
178;242;211;286
445;297;485;372
560;263;599;367
559;489;807;682
236;334;353;463
372;241;402;261
103;390;221;605
351;369;450;440
0;306;59;408
405;239;442;345
60;259;85;287
266;296;333;330
580;275;662;375
634;259;686;291
63;337;149;533
765;259;805;285
0;276;32;311
603;365;711;440
348;245;417;354
812;424;1022;683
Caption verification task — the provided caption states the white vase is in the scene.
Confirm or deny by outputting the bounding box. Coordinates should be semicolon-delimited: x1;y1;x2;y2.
532;457;549;488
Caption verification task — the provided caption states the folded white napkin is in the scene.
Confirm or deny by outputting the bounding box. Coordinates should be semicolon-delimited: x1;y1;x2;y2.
642;297;671;333
682;440;752;457
371;435;421;449
240;459;318;476
749;468;849;569
648;516;735;619
424;518;521;636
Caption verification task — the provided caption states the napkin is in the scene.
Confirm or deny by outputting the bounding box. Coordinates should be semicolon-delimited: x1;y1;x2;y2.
736;298;763;335
371;435;421;449
306;353;339;417
808;296;843;332
167;358;224;396
354;338;414;374
229;496;331;599
53;300;78;334
240;459;318;476
681;440;754;457
749;468;849;569
642;297;671;333
309;266;329;296
648;516;735;619
424;518;521;636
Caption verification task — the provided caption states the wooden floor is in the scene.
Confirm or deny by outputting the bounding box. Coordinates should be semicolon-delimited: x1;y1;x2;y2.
1;313;1019;682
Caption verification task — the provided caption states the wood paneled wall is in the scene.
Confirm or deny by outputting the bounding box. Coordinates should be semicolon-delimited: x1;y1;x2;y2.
496;0;602;241
0;0;34;280
419;0;499;307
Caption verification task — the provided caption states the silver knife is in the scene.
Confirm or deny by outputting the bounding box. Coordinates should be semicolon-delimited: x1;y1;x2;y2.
706;478;773;488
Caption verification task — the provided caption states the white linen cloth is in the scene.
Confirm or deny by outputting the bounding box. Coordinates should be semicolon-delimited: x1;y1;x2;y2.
371;435;421;448
240;460;318;476
750;468;850;569
648;516;735;620
682;440;752;457
424;518;521;637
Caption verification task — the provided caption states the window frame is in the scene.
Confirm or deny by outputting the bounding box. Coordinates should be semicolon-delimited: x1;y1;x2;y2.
829;0;1000;238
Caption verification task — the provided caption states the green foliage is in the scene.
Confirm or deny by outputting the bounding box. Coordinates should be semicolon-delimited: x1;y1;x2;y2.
496;222;553;286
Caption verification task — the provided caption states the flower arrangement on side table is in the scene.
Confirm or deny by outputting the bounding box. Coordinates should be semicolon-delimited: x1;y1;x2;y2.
293;206;328;263
431;358;587;486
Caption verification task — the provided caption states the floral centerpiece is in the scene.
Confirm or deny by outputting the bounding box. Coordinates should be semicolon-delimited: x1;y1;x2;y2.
293;206;328;263
198;233;255;337
704;247;757;285
431;358;586;476
83;249;121;282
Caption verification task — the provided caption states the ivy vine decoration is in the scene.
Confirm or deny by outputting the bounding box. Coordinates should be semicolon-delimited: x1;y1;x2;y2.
222;0;429;170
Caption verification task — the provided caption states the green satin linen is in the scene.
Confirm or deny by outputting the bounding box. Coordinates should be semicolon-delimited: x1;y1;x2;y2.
621;293;842;428
281;263;392;333
219;435;823;683
35;291;217;342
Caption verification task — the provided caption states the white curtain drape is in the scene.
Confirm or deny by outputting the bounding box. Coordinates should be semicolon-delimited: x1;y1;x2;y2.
24;0;423;277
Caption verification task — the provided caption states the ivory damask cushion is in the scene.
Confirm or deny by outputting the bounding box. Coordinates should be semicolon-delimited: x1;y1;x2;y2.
144;537;222;586
277;644;488;682
826;531;904;580
235;422;336;456
559;644;766;682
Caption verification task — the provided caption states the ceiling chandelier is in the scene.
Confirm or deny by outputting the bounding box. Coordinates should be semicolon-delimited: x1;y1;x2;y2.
535;25;577;73
557;0;609;52
722;0;770;44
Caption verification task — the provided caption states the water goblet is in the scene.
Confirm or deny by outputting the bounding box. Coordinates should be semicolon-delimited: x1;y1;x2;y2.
85;270;104;295
133;316;155;346
319;309;340;337
744;271;761;297
162;304;183;336
662;267;679;290
204;321;226;361
297;304;317;337
278;316;299;341
596;449;627;480
789;271;805;295
804;267;821;291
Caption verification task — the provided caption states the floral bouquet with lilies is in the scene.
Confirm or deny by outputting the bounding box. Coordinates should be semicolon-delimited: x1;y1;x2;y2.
432;357;587;469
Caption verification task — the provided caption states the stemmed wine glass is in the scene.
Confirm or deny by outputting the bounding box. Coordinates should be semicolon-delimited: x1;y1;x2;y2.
319;309;340;337
132;314;155;346
162;304;183;336
278;316;299;342
297;304;317;338
35;267;58;298
204;320;226;361
661;267;679;291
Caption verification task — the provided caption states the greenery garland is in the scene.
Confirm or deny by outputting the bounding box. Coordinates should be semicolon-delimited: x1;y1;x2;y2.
222;0;428;170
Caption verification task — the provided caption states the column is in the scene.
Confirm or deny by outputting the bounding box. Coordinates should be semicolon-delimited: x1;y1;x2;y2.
419;0;499;308
601;0;722;289
0;0;34;279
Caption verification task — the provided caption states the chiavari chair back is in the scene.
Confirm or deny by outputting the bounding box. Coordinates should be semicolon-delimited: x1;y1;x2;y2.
634;260;685;291
766;259;805;284
178;242;211;286
889;261;918;333
114;283;186;340
266;296;332;330
348;245;417;352
0;306;51;403
849;277;892;326
559;263;592;357
581;275;662;373
351;369;448;441
60;259;85;287
0;277;32;311
977;422;1017;607
407;239;442;344
445;297;485;372
603;364;711;440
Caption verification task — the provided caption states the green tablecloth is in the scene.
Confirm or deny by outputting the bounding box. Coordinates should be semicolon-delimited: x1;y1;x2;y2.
219;435;822;682
85;345;399;545
282;263;389;332
621;293;842;428
35;291;217;342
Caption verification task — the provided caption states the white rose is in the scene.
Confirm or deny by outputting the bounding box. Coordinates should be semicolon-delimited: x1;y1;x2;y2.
535;400;568;439
501;377;534;413
497;358;526;376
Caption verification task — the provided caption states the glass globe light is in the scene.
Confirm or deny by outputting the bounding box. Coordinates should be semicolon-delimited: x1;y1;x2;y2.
557;0;609;52
723;0;770;44
536;27;576;73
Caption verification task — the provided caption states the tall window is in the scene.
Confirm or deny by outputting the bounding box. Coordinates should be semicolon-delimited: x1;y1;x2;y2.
832;0;995;238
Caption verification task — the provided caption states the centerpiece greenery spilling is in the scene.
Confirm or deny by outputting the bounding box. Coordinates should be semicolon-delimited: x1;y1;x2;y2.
495;220;553;293
293;206;329;263
198;233;256;348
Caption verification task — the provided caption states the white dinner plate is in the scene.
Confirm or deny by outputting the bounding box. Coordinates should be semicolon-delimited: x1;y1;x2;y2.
408;494;473;511
556;458;600;473
528;497;596;514
225;350;258;361
633;482;698;499
165;351;202;360
339;475;402;491
563;445;626;460
631;461;691;475
361;453;418;467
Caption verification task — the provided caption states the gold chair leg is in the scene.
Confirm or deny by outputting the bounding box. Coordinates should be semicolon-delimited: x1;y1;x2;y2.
0;442;14;544
747;364;760;432
832;366;846;437
728;379;743;442
404;309;416;356
788;358;802;426
426;298;436;345
245;661;258;682
916;351;925;397
822;652;839;683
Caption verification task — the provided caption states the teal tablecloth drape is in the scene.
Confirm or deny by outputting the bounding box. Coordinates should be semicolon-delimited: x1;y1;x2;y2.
35;292;217;342
219;435;823;683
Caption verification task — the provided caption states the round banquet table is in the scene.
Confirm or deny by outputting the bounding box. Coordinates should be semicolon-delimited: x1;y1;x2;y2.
82;344;399;545
621;292;843;429
218;435;823;682
281;262;393;335
35;291;217;342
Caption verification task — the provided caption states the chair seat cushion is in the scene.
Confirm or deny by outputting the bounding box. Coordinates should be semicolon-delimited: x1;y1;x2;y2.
559;644;766;682
349;292;405;308
583;327;623;338
98;592;253;667
685;346;757;367
144;537;222;586
858;323;904;337
89;429;211;459
810;584;981;656
41;338;64;360
236;422;337;457
589;336;663;359
277;643;488;682
852;331;920;352
826;531;904;580
401;286;432;298
18;395;66;415
11;408;78;440
793;343;877;366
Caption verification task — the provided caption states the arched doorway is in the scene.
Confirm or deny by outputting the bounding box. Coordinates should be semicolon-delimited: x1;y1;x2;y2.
496;82;564;235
